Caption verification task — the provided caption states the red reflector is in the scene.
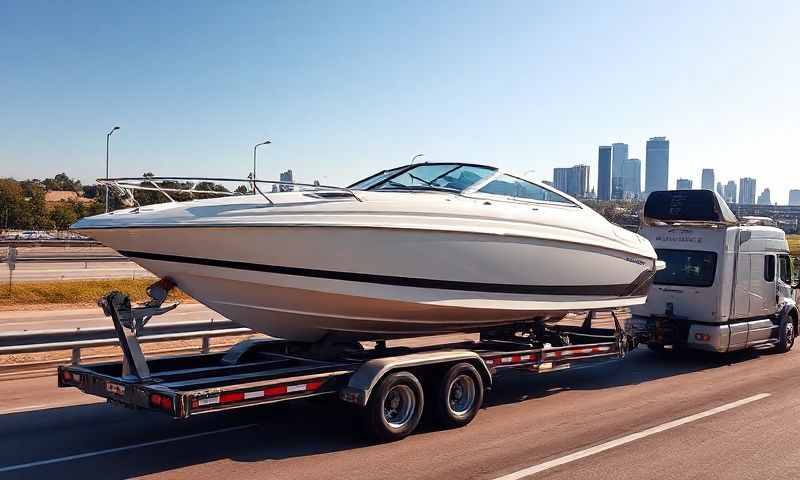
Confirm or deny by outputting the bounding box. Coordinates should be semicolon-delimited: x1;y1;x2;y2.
62;370;72;382
150;394;162;408
306;381;323;391
220;392;245;404
264;385;287;397
161;397;173;412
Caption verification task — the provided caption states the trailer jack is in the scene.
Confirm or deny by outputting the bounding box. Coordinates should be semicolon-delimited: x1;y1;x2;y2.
98;278;179;381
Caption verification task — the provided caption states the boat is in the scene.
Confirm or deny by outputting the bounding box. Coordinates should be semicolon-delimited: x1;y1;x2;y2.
71;163;659;342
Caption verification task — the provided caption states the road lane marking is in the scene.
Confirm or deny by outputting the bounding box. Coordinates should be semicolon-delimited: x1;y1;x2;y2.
492;393;771;480
0;401;101;415
0;423;258;473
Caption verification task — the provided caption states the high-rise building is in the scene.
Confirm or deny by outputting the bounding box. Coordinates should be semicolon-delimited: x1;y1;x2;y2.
279;169;294;192
569;164;591;198
724;181;737;204
645;137;669;194
739;177;756;205
597;146;612;201
611;143;628;199
553;167;570;193
553;165;590;198
701;169;715;191
716;182;724;196
789;189;800;206
757;188;771;205
622;158;641;199
676;178;693;190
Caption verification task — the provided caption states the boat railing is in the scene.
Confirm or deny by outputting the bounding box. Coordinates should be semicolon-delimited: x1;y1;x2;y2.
98;176;363;207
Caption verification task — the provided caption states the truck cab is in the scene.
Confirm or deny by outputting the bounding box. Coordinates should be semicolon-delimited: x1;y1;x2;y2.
628;190;799;353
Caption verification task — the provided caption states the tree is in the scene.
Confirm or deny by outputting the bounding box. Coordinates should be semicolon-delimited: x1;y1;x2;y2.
49;203;80;230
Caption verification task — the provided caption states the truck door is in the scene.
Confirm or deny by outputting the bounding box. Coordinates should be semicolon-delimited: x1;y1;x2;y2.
777;254;794;306
747;255;777;343
733;253;751;318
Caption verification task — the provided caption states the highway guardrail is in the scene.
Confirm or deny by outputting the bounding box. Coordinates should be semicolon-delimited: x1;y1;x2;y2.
0;320;253;365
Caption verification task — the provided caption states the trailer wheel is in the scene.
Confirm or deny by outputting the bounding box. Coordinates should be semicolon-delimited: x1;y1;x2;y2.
774;317;795;353
364;371;424;442
434;362;484;429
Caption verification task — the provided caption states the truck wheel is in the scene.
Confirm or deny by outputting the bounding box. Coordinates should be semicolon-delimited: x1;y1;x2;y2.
364;371;424;442
434;363;484;429
774;318;795;353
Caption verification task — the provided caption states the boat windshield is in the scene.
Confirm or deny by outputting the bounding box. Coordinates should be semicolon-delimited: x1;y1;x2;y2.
353;164;496;192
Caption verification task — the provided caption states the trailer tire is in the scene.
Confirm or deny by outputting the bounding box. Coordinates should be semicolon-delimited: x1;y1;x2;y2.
364;371;424;442
433;362;484;429
774;315;796;353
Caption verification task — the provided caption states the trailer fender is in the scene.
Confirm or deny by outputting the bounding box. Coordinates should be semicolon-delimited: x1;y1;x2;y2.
340;350;492;407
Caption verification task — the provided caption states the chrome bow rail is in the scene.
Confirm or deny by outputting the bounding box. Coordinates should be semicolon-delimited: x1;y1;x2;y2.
97;176;363;207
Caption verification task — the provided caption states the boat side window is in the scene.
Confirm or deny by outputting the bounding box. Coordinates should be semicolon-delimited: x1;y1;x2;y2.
349;167;405;190
764;255;776;282
778;254;791;284
478;175;574;205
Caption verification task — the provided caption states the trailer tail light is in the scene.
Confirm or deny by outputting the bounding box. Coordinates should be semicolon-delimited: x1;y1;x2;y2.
61;370;82;384
695;333;711;342
150;393;174;412
192;380;325;409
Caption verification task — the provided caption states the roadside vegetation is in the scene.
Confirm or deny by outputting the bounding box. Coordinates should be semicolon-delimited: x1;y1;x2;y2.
1;173;247;231
0;278;192;307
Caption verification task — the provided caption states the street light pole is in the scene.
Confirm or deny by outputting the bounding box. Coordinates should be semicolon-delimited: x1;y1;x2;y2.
411;153;424;164
105;126;120;213
253;140;272;181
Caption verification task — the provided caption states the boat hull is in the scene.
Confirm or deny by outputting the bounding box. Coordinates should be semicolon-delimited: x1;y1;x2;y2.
79;225;656;342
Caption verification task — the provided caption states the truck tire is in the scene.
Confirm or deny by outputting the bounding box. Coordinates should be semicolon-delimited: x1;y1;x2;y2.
363;371;424;442
433;362;484;429
774;317;796;353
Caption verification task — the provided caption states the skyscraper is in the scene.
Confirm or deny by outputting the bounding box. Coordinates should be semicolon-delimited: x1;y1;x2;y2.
553;165;590;197
597;146;612;201
739;177;756;205
676;178;693;190
622;158;641;199
645;137;669;194
790;189;800;206
611;143;628;199
701;169;715;191
757;188;771;205
553;167;570;192
716;182;724;196
724;181;737;204
568;164;591;198
279;169;294;192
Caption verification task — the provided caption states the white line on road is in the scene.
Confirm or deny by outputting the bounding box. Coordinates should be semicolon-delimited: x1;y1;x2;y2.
0;423;258;473
0;401;101;415
492;393;771;480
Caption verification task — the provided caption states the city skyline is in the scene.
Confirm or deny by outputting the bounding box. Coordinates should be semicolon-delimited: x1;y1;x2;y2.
2;2;799;204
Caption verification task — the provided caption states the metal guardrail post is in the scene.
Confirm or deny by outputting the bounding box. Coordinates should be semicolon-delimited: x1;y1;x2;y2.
71;347;81;365
201;336;210;354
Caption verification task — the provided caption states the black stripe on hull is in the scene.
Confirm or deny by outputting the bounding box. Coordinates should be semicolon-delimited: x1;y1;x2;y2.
119;250;653;297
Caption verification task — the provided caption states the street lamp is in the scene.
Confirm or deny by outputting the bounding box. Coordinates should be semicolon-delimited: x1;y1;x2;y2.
105;126;120;213
253;140;272;181
411;153;424;164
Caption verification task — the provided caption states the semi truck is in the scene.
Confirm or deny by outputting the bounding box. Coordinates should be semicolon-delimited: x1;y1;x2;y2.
627;190;799;353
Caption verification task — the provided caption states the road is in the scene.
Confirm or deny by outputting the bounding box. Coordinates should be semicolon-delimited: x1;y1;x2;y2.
0;343;798;479
2;261;153;282
0;303;223;333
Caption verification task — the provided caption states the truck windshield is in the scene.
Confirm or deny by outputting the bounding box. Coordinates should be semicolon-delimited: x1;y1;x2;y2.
654;249;717;287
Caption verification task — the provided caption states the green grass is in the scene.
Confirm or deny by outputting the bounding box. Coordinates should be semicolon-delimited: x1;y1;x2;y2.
0;279;191;306
787;234;800;257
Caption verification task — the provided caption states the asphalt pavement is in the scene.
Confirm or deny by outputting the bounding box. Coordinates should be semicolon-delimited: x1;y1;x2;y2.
0;342;797;479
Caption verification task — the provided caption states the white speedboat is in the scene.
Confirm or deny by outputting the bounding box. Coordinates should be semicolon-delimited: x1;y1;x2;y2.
72;163;658;342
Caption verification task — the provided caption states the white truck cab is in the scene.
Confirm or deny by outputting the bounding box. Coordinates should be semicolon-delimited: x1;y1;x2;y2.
628;190;799;353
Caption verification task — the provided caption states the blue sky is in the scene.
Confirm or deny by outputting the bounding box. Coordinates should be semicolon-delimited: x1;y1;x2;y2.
1;1;798;202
